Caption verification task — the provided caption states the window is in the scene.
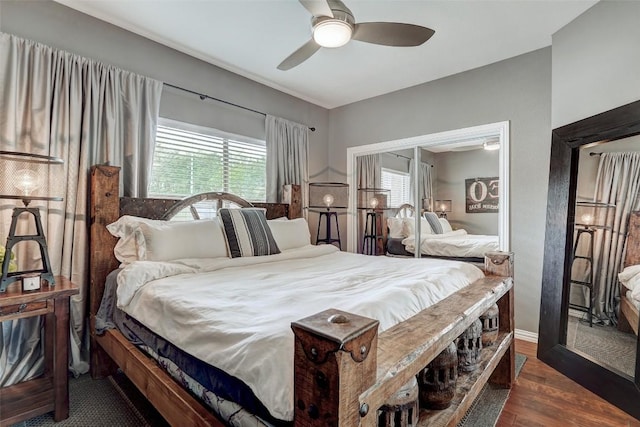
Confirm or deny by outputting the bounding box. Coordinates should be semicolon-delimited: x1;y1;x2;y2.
148;119;266;202
381;168;411;208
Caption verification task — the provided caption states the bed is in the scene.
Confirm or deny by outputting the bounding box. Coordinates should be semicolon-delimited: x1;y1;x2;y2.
618;211;640;335
89;165;515;427
385;208;499;262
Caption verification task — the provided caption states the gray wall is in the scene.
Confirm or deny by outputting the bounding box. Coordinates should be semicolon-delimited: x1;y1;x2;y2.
552;1;640;128
329;48;552;333
0;0;330;185
433;149;499;235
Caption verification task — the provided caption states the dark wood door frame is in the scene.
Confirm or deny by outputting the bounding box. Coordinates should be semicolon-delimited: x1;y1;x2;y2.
538;99;640;419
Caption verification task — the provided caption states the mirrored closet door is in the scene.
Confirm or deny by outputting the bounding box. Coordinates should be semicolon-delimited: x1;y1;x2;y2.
346;121;510;256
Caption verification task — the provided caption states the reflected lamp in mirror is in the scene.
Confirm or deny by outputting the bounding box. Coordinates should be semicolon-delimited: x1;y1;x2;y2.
357;188;389;211
575;201;615;230
308;182;349;249
435;200;452;218
357;188;389;255
0;151;64;292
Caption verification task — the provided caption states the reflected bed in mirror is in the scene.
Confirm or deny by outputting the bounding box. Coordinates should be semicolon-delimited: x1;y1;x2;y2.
539;99;640;420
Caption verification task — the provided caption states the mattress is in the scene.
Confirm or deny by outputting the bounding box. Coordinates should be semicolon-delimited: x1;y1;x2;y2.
111;245;484;421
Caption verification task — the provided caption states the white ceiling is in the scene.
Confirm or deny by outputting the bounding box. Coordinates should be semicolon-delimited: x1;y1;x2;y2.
54;0;596;109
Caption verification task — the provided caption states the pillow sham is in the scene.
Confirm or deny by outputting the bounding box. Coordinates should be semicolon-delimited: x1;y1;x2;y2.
135;219;228;262
267;218;311;251
219;208;281;258
423;211;443;234
439;217;453;233
107;215;165;264
387;217;405;238
402;217;433;236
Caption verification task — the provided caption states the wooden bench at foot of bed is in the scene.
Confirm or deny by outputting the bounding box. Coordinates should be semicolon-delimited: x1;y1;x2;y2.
292;253;514;427
89;165;514;427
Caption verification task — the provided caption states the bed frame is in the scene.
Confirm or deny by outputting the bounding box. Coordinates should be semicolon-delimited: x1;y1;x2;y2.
619;211;640;335
88;165;515;427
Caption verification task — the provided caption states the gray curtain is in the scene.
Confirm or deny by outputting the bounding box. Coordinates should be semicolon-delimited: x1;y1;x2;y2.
409;159;432;210
265;115;309;212
591;152;640;321
0;32;162;385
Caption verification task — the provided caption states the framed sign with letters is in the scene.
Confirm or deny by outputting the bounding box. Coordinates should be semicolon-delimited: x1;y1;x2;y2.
465;177;499;213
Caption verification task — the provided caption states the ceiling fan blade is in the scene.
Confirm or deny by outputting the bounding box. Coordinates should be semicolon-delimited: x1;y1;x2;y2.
298;0;334;17
353;22;435;47
277;39;321;71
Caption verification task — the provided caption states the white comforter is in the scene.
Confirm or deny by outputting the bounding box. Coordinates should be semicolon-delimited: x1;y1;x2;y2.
619;265;640;308
116;245;484;421
402;229;499;258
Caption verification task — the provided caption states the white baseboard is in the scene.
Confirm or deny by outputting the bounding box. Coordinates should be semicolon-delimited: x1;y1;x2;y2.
515;328;538;343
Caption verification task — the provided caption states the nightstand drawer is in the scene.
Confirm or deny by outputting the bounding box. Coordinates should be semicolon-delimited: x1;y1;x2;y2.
0;300;49;319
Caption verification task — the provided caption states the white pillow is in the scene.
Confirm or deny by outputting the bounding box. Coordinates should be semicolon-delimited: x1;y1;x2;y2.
387;218;405;238
267;218;311;251
107;215;166;264
402;217;433;236
619;265;640;287
135;219;228;261
439;218;453;234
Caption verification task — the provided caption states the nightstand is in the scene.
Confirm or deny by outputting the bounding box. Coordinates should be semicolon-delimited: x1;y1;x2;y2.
0;277;78;425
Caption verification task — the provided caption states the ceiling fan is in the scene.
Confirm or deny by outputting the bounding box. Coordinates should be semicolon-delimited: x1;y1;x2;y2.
278;0;435;71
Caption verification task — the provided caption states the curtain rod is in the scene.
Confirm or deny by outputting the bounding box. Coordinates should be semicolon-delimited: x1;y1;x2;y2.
163;82;316;132
386;152;433;167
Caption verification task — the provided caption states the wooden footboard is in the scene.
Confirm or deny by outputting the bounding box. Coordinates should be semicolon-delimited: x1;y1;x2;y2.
89;164;515;427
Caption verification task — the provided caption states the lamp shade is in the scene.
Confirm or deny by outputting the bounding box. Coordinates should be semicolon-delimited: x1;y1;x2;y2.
357;188;390;210
575;201;615;229
435;200;452;213
0;151;64;203
309;182;349;209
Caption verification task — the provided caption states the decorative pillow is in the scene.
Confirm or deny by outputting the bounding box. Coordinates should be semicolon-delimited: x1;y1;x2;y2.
219;208;281;258
267;218;311;251
423;211;444;234
402;217;433;236
439;217;453;234
107;215;166;264
135;219;228;261
387;217;405;238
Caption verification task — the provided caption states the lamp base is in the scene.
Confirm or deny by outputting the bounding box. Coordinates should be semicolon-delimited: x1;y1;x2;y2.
1;206;55;292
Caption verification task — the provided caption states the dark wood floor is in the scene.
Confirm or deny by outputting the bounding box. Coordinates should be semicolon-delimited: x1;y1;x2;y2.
497;339;640;427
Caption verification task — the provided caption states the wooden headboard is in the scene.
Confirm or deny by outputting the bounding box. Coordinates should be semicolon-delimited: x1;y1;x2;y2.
624;211;640;267
88;164;302;325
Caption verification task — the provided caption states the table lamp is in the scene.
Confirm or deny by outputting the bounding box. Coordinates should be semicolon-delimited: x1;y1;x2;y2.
308;182;349;248
0;151;64;292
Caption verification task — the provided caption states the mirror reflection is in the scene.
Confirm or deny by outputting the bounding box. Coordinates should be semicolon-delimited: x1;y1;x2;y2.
354;140;501;263
566;136;640;378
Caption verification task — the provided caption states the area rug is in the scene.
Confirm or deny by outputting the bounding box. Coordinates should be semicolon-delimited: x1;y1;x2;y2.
16;354;526;427
457;353;526;427
567;315;636;377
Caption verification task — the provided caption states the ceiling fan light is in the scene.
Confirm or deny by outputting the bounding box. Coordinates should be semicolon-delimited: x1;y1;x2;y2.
313;20;353;48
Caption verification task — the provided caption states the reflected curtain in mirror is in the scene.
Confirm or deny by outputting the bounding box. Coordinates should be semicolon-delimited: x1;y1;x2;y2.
591;153;640;322
409;159;432;212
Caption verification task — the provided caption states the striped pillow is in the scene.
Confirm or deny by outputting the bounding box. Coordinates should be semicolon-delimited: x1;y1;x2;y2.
423;211;444;234
219;208;281;258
